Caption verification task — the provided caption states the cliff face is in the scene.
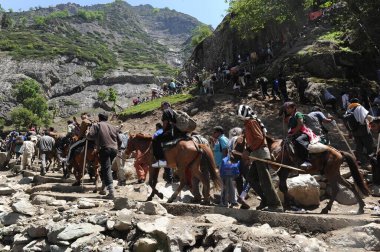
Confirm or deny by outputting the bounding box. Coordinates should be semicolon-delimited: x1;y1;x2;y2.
187;2;380;94
0;2;202;119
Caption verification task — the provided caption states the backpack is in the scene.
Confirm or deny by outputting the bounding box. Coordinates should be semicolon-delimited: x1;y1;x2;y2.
343;107;360;132
173;110;197;133
220;156;240;177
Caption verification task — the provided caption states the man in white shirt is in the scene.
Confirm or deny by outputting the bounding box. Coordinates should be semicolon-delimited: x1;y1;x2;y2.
345;98;378;165
20;136;35;170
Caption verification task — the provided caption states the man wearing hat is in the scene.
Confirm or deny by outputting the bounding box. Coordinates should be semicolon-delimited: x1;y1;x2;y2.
344;98;378;165
87;112;121;199
212;126;229;169
237;104;283;212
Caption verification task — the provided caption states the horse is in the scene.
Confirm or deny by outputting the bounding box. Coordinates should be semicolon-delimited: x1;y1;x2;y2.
266;136;369;214
68;138;100;191
125;133;221;203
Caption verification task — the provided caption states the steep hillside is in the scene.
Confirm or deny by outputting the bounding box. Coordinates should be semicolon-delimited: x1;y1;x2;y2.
186;1;380;94
0;1;202;120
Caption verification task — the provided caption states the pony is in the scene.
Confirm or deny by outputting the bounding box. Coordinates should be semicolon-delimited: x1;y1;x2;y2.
125;133;221;203
266;136;369;214
70;140;100;191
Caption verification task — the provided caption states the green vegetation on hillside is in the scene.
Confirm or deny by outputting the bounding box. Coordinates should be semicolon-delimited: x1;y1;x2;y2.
10;79;51;128
191;24;213;47
0;30;116;78
119;94;193;117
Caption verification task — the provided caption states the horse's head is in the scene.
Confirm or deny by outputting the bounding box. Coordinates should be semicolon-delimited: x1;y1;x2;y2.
125;133;152;157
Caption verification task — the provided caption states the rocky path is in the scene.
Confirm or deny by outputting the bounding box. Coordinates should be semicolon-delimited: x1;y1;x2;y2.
1;158;380;251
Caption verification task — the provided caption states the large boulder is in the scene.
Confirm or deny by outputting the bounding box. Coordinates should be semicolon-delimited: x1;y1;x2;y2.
277;174;320;207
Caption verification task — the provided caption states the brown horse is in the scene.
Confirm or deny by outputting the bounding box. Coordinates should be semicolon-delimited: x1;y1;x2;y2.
125;133;221;203
266;136;369;214
70;139;100;192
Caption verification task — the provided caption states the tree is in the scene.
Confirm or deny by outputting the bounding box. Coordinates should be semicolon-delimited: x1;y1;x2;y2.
227;0;305;36
11;79;51;128
97;90;108;102
13;79;41;104
191;24;213;47
108;88;117;108
10;107;39;128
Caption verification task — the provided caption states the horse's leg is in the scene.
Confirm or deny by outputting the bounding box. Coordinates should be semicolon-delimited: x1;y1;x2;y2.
168;172;186;203
191;168;205;204
321;177;339;214
278;168;292;209
338;175;365;214
147;167;162;201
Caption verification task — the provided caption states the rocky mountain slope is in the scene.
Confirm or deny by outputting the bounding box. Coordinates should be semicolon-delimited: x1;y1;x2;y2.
0;1;202;119
187;1;380;94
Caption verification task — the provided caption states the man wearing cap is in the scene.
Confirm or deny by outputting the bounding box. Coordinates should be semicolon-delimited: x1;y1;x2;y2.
211;126;229;169
87;112;121;199
345;98;378;165
237;104;283;212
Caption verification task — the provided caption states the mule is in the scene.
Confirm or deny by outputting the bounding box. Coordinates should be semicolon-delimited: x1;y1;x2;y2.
266;136;369;214
125;133;221;203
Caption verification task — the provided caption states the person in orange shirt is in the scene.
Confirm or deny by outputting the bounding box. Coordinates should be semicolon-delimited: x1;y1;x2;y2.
237;105;283;212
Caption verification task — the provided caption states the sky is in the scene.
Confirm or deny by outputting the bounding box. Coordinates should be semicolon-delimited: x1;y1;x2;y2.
0;0;229;28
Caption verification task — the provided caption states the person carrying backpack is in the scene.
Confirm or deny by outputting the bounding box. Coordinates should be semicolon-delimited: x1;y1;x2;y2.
344;98;379;165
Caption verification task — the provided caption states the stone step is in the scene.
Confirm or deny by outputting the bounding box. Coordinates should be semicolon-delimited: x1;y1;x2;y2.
31;191;109;202
161;202;379;233
23;170;96;185
26;183;98;194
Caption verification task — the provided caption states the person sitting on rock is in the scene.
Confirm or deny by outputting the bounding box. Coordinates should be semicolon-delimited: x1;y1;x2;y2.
152;101;186;168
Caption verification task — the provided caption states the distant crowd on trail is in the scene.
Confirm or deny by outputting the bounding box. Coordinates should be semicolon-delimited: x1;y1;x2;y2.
132;79;190;106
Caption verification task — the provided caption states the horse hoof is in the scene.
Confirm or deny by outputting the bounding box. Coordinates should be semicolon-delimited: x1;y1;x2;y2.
93;189;97;193
72;181;80;186
357;209;365;215
320;208;329;214
157;193;164;200
167;198;174;203
146;196;153;202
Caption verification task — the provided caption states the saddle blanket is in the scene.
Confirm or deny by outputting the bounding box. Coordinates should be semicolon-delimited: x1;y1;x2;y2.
308;142;329;154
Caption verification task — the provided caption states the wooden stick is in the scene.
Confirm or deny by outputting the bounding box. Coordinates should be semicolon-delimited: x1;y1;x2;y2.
81;139;88;188
333;123;356;157
377;133;380;153
232;150;304;172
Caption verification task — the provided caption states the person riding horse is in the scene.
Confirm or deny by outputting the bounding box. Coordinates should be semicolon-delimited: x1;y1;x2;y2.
65;112;92;165
152;101;187;168
284;102;318;168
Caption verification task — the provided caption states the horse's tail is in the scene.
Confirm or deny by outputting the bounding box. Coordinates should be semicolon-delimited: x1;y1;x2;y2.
341;151;370;196
199;144;222;190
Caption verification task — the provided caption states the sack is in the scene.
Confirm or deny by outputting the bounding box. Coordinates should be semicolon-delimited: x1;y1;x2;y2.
174;110;196;133
343;107;360;131
220;156;240;177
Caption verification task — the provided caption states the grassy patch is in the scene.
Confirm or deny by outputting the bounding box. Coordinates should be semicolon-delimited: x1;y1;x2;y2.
119;94;193;117
318;31;344;44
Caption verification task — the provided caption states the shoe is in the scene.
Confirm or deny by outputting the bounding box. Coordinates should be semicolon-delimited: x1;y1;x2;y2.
262;206;284;213
300;161;312;168
137;178;145;184
230;203;239;208
256;202;267;210
99;190;107;195
152;160;167;168
102;193;115;200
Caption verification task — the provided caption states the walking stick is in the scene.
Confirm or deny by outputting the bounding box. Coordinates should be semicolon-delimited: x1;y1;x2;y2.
232;150;304;172
377;133;380;154
318;95;355;156
81;139;88;188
